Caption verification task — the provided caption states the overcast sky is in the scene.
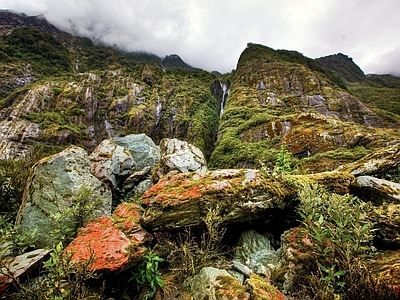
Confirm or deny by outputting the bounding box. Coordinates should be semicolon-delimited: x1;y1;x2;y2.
1;0;399;75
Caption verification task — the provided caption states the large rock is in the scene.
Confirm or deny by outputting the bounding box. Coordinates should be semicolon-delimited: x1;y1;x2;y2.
141;170;354;231
351;176;400;205
142;169;297;231
17;146;112;248
89;139;135;189
113;134;160;172
65;203;153;272
234;230;280;277
0;249;51;292
182;267;248;300
157;138;207;178
336;144;400;177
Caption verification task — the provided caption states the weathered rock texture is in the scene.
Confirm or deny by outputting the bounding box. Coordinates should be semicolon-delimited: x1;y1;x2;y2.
16;146;112;248
141;169;354;231
89;139;135;189
66;203;153;272
156;138;207;178
352;176;400;205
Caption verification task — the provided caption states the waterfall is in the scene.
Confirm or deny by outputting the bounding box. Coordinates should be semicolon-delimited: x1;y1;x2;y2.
220;83;229;117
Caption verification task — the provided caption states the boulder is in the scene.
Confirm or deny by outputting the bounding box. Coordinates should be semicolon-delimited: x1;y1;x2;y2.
65;203;153;273
182;267;248;300
113;134;160;172
16;146;112;248
0;249;51;292
336;144;400;177
89;139;135;189
246;274;287;300
234;230;280;277
141;170;354;231
141;169;298;231
157;138;207;178
351;176;400;205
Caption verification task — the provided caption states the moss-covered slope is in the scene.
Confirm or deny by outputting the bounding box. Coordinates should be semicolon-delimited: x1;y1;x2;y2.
209;43;400;172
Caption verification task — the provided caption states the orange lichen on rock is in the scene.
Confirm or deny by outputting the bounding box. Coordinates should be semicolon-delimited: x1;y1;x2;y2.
65;216;132;272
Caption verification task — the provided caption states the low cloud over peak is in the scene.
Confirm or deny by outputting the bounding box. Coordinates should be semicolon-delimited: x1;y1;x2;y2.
1;0;399;75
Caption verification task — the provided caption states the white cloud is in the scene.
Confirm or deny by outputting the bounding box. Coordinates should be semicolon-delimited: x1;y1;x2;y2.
0;0;399;74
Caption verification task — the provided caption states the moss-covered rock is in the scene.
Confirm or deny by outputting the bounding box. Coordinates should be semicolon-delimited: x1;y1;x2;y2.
246;274;286;300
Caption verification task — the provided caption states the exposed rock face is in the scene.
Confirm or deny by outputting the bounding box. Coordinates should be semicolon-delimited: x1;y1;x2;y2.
156;138;207;178
89;139;135;189
16;146;112;248
352;176;400;205
336;143;400;177
0;249;51;292
66;203;153;272
209;43;399;171
141;169;297;231
183;267;248;300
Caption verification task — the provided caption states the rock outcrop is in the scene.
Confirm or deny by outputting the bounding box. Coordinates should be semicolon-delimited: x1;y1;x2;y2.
66;203;153;272
141;169;354;231
156;138;207;178
16;146;112;248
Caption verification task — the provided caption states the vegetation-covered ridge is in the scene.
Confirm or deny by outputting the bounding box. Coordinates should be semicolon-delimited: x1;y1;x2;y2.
209;43;400;171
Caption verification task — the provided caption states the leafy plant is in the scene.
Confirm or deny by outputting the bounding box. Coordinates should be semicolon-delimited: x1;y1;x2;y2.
128;252;164;299
49;185;102;246
274;143;298;175
0;215;38;256
295;183;376;298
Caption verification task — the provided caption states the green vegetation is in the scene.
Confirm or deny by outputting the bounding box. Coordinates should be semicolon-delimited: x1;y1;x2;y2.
348;82;400;122
128;252;164;299
0;28;73;76
283;183;398;299
49;185;102;246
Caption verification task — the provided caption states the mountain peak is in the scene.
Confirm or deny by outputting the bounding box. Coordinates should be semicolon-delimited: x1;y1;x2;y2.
317;53;366;82
161;54;201;71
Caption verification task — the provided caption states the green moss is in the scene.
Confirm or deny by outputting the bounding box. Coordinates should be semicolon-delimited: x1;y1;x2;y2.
215;275;247;299
246;274;285;300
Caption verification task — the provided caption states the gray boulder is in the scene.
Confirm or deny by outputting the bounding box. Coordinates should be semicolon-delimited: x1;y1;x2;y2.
157;138;207;178
233;230;280;277
89;139;135;189
113;133;160;172
17;146;112;248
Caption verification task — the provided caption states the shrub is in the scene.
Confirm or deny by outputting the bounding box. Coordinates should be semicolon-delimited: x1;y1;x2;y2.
286;183;400;299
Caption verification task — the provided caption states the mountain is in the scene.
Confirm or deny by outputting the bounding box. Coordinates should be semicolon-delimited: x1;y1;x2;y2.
0;11;399;174
317;53;366;82
318;53;400;125
209;43;400;172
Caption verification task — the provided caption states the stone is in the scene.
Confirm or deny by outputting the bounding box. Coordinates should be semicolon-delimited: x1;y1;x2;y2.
351;176;400;205
234;230;280;277
372;204;400;250
246;274;287;300
16;146;112;248
113;133;160;172
66;203;153;273
336;144;400;177
89;139;135;189
141;169;298;231
157;138;207;178
0;249;51;292
183;267;248;300
141;170;354;231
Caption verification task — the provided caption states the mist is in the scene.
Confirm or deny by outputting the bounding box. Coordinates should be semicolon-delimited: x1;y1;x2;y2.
1;0;399;75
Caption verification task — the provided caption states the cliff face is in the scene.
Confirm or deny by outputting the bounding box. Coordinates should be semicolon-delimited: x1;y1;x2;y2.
209;44;400;172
